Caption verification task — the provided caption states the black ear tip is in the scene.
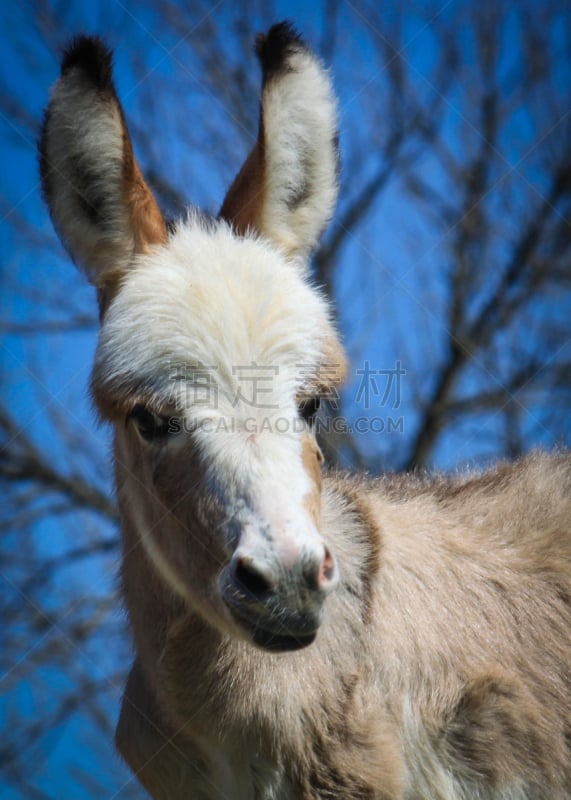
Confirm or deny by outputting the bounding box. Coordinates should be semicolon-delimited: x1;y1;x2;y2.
255;20;305;77
61;35;114;91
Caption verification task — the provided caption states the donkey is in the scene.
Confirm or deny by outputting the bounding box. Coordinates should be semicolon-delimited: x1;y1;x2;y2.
40;21;571;800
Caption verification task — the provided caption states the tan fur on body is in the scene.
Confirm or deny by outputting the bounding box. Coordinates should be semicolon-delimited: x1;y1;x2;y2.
114;450;571;799
40;24;571;800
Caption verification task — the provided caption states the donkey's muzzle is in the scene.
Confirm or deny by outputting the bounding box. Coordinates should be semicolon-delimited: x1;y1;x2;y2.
220;544;338;652
227;600;319;652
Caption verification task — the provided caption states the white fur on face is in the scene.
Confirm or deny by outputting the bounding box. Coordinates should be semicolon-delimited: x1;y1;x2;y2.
94;216;337;521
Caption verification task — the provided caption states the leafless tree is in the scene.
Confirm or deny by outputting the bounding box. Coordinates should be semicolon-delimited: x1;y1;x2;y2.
1;1;570;796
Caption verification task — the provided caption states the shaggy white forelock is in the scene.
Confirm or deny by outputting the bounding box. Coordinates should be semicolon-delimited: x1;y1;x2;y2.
94;215;332;415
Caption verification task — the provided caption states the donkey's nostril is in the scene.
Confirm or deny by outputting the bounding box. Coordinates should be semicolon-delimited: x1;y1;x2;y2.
302;544;337;592
318;546;336;589
235;557;274;597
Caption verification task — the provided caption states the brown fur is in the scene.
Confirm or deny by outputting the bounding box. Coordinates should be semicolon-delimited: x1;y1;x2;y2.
125;157;167;254
113;448;571;799
442;673;564;787
330;476;383;625
302;435;323;525
219;142;266;235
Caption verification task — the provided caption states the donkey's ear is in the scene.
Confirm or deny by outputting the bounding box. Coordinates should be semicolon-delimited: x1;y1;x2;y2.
40;37;166;293
219;22;338;260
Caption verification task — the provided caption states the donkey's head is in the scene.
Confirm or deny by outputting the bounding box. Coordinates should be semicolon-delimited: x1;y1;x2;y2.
40;24;346;652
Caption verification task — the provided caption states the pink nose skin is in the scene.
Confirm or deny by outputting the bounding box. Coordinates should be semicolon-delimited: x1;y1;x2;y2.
318;546;336;590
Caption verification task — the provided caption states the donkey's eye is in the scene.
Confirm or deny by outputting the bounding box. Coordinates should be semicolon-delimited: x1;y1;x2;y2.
127;404;171;443
298;396;321;426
